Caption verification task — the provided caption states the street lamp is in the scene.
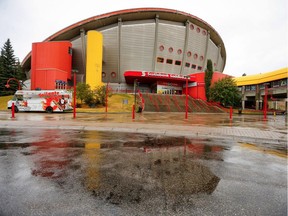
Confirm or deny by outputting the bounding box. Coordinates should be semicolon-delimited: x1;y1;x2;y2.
5;78;21;90
72;69;78;119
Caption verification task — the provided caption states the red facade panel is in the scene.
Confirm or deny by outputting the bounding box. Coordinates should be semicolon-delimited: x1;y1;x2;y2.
188;72;230;100
31;41;72;90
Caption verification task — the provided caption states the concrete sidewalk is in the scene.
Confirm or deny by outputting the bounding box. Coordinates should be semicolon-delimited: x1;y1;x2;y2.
0;111;287;146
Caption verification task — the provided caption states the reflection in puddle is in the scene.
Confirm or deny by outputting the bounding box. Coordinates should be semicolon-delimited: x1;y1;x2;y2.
239;142;287;158
0;129;222;208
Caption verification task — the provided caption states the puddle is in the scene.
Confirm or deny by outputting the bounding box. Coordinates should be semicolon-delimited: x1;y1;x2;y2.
0;129;225;206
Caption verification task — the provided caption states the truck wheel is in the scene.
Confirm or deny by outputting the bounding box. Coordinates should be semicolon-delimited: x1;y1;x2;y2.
46;106;53;113
14;106;19;113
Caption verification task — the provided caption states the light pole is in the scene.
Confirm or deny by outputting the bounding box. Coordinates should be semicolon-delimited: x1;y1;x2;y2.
72;69;78;119
132;79;138;119
105;82;109;113
184;75;190;119
263;83;268;121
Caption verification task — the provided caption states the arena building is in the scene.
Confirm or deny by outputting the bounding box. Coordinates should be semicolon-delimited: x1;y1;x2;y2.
234;68;288;112
21;8;227;100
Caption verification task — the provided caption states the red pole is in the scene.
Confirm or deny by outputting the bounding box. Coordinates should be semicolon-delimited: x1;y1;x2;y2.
105;82;109;113
229;106;233;119
263;85;267;120
132;104;135;119
11;102;15;118
185;77;188;119
73;72;76;119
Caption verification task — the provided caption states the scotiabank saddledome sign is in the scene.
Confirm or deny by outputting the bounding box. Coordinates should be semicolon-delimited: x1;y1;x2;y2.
141;71;186;80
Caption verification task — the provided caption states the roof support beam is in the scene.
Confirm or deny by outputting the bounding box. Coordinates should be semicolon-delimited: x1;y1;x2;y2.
152;15;159;72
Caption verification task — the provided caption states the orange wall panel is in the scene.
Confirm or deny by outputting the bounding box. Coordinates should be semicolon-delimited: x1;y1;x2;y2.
31;41;72;90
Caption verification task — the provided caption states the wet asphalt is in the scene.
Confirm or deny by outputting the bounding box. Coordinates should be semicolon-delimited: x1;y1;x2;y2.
0;111;287;216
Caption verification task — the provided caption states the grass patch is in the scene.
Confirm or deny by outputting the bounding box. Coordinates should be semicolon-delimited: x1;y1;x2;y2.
0;95;13;110
0;94;134;112
77;93;134;113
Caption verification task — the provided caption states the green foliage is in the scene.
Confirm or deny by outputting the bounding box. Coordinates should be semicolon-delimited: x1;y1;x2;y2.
93;85;111;106
209;77;241;108
76;83;112;106
204;59;213;101
0;39;24;96
76;82;93;104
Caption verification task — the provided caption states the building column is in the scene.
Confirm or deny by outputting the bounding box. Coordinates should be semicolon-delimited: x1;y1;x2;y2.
216;44;221;71
203;31;210;70
180;20;190;75
80;28;86;74
152;15;159;72
117;18;122;83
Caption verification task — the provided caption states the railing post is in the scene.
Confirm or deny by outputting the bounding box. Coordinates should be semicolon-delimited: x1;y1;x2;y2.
11;102;15;118
132;104;135;119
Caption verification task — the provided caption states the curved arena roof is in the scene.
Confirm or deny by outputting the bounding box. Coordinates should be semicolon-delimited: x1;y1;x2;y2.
234;68;288;86
22;8;226;72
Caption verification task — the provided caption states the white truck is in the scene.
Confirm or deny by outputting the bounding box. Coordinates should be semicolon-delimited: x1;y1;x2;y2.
7;90;73;113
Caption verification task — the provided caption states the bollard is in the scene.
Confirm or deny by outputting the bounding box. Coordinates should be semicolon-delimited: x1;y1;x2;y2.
132;104;135;119
229;106;233;119
11;102;15;118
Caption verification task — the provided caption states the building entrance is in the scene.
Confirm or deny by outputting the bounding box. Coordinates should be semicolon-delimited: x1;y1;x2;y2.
156;81;182;95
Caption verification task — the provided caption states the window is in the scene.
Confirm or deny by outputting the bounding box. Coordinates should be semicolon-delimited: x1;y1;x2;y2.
175;60;181;66
197;66;202;70
187;51;192;57
102;72;106;78
157;57;164;63
193;53;198;59
196;27;200;33
166;59;173;64
159;45;164;51
190;24;194;30
68;47;72;55
168;47;173;53
202;30;207;36
272;81;278;87
245;86;251;91
177;49;182;55
280;79;287;86
251;85;256;91
185;62;190;67
191;64;196;69
200;56;204;61
111;72;116;78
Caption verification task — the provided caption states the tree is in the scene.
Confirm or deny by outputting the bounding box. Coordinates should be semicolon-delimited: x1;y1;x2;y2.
76;83;112;107
0;39;24;96
204;59;213;101
93;85;112;106
76;82;93;104
209;77;241;108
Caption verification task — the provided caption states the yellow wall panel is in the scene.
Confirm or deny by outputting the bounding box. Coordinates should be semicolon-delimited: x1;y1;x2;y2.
86;31;103;88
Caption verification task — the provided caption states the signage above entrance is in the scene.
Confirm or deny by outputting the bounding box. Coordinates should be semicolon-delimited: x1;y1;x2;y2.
124;70;196;84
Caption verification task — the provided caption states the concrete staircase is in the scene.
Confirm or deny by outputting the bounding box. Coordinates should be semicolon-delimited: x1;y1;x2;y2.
140;93;224;113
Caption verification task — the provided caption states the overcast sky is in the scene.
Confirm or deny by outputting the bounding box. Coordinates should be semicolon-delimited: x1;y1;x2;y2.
0;0;287;77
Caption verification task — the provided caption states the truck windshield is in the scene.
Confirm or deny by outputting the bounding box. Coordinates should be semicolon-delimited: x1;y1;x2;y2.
13;95;23;101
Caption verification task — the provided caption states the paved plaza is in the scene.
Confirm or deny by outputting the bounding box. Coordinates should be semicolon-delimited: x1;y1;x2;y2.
0;111;287;216
0;111;287;145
